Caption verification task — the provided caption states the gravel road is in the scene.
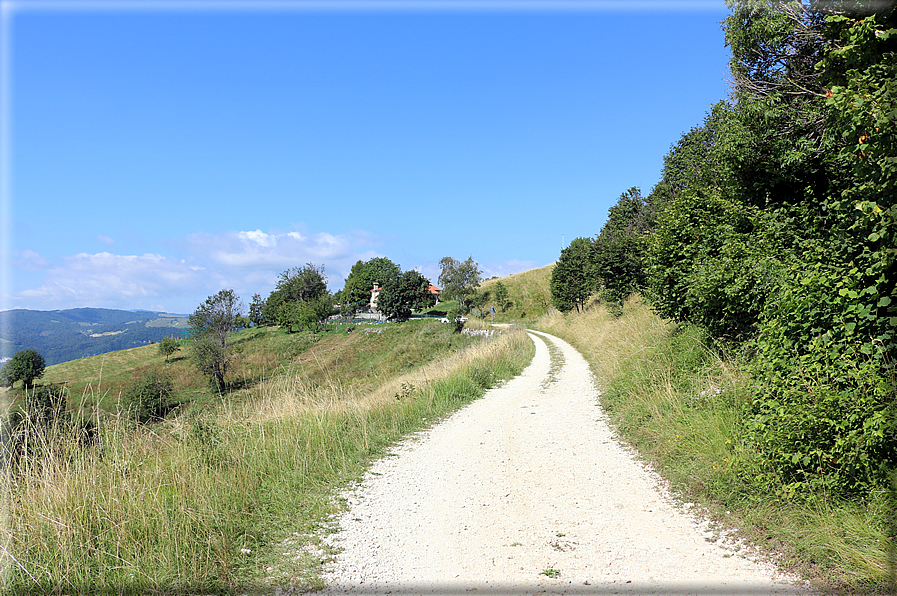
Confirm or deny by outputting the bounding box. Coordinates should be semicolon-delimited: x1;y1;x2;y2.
316;330;809;595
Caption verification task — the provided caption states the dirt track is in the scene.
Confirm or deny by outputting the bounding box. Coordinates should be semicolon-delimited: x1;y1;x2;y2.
316;330;808;595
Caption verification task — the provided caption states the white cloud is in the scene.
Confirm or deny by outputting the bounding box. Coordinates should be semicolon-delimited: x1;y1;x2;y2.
97;235;116;246
10;226;387;312
12;249;51;271
188;228;360;270
11;252;205;312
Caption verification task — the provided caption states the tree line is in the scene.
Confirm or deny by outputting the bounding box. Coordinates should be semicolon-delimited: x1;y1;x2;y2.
183;255;486;391
551;0;895;500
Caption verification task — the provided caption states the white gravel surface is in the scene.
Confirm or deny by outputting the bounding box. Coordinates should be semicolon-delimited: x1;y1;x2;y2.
315;331;809;595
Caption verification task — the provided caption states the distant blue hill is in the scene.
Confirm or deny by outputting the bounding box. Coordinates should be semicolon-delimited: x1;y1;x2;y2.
0;308;190;366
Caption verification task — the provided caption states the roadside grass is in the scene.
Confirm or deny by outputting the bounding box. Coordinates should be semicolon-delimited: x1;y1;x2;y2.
535;296;893;593
2;322;534;594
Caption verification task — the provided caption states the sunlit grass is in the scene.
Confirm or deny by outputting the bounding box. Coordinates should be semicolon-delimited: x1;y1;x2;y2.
2;323;533;594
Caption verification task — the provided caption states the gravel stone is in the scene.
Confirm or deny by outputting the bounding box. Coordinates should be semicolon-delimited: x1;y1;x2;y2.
314;331;810;595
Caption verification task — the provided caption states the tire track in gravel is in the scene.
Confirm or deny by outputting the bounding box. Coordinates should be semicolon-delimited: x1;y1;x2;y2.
315;331;810;595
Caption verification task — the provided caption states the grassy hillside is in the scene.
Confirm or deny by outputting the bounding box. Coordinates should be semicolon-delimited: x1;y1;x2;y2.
2;319;534;594
479;264;554;322
419;264;553;324
25;320;503;413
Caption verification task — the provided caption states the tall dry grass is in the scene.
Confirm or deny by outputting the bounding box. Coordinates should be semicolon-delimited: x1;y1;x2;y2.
2;325;533;594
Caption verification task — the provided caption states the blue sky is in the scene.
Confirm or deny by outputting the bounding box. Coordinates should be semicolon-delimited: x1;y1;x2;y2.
1;0;732;315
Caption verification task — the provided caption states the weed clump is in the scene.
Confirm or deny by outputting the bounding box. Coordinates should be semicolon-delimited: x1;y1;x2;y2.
124;369;175;423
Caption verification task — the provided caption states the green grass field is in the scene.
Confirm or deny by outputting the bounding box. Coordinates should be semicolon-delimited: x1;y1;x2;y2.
1;319;534;594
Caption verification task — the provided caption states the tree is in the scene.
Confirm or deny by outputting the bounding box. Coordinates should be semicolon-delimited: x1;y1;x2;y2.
266;263;330;332
158;336;179;362
188;289;244;390
592;188;655;304
634;0;897;497
493;281;511;312
0;349;46;390
299;293;334;332
342;257;401;311
438;257;482;314
376;270;432;321
274;263;327;304
550;238;596;313
248;293;266;327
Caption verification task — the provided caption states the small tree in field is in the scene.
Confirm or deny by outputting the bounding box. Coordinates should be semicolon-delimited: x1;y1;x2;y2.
438;256;482;314
550;237;596;313
493;281;511;312
0;349;46;390
158;337;179;362
188;289;244;390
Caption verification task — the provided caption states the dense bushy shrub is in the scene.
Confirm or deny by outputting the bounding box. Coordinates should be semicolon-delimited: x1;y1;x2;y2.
645;190;781;341
22;384;67;427
125;370;175;423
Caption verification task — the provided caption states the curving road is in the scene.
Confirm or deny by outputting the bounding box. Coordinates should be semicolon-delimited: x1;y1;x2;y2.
317;331;808;595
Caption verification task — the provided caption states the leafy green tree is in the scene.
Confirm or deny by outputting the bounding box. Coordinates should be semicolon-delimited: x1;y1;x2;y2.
0;349;46;390
376;270;432;321
645;189;781;339
188;289;244;390
648;105;729;209
248;293;266;327
266;263;330;332
493;281;511;312
438;257;482;314
273;263;328;304
158;336;179;362
635;0;897;497
301;293;334;332
342;257;401;311
550;238;596;313
592;187;655;304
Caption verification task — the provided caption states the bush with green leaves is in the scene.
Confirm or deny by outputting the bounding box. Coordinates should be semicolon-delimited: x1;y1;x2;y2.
22;384;66;427
549;238;596;313
124;369;175;423
645;189;781;341
158;336;179;362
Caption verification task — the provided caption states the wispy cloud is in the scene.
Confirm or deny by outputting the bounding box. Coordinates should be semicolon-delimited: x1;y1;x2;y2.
8;226;385;312
11;249;52;271
187;228;361;269
11;251;204;311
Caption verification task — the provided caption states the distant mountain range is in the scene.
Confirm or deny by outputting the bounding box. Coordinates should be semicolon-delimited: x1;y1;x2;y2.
1;308;190;366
